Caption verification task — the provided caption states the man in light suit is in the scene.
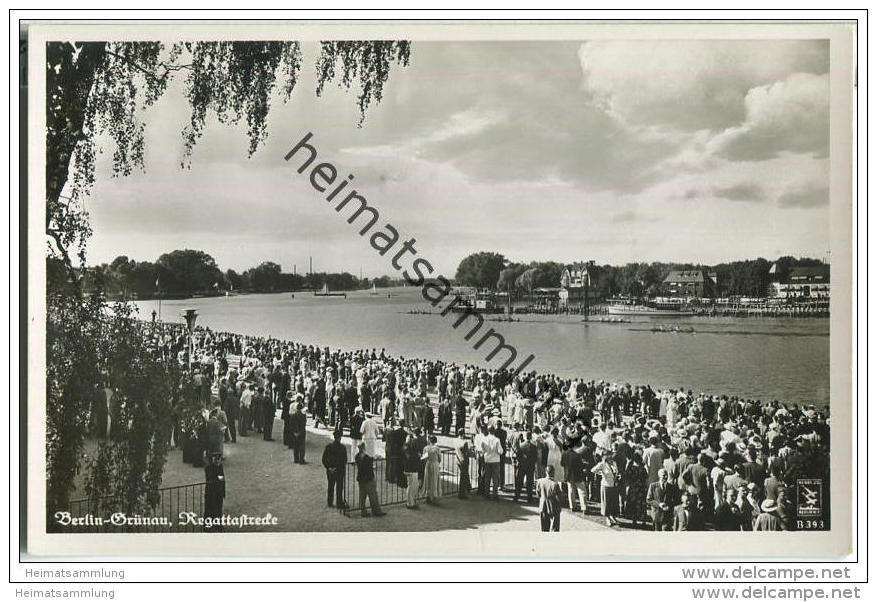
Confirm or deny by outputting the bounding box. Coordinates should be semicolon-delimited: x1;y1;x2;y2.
536;465;563;532
646;468;679;531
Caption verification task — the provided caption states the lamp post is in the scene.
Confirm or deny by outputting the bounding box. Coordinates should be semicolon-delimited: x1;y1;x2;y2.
182;308;198;370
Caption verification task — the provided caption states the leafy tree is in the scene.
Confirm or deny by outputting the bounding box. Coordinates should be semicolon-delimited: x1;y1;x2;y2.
46;292;104;522
497;263;526;291
82;304;177;525
156;249;223;295
454;252;507;290
224;269;244;291
513;267;537;292
45;39;411;519
529;261;565;288
245;261;283;292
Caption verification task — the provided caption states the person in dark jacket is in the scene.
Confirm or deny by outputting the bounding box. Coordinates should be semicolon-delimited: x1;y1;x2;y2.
713;486;743;531
384;420;407;486
281;390;293;447
673;492;704;531
349;408;365;443
261;387;276;441
681;453;713;513
438;397;453;436
205;408;226;459
322;430;349;508
561;442;587;512
454;394;468;435
223;381;240;443
403;431;422;510
513;431;536;504
423;403;435;435
204;453;226;532
355;441;386;517
289;402;307;463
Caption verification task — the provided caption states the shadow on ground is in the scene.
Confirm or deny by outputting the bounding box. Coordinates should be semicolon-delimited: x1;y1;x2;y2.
76;416;613;533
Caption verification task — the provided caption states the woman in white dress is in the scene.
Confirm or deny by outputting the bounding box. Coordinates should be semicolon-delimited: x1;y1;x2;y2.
591;452;621;526
545;428;564;482
360;413;380;457
420;436;442;503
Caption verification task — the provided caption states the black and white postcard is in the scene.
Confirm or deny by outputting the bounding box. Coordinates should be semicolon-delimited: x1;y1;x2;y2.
25;20;856;558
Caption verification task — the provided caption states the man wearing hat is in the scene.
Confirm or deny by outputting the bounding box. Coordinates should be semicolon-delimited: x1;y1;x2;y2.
754;498;784;531
321;429;349;509
360;411;380;457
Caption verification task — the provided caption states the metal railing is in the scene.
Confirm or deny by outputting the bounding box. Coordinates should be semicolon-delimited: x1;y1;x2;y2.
55;482;207;533
340;448;478;514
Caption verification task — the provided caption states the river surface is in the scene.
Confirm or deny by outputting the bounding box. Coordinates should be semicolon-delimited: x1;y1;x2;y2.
134;287;830;407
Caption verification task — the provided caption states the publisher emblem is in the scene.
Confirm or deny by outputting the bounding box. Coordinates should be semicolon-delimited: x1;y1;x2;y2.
797;478;823;517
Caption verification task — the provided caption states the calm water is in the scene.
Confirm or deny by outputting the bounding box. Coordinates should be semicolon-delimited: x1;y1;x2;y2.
134;287;830;407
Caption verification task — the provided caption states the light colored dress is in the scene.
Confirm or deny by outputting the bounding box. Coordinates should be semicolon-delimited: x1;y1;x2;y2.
421;444;442;500
360;417;380;457
546;436;564;482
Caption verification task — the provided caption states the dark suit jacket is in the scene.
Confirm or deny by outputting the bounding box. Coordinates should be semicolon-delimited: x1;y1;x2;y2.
682;462;711;502
322;441;348;471
224;390;240;419
355;451;375;483
647;481;679;525
516;441;536;470
673;504;704;531
289;411;306;435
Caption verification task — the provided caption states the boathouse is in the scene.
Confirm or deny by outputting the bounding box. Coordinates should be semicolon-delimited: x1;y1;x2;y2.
662;270;717;299
771;266;830;299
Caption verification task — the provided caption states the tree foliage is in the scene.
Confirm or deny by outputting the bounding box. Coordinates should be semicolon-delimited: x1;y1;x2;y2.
82;305;178;519
456;254;829;300
156;249;223;296
45;39;411;519
46;40;411;285
454;252;508;290
45;292;104;520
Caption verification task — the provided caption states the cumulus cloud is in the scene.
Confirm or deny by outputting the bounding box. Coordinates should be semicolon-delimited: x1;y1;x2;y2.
710;73;829;161
578;39;828;133
83;39;834;270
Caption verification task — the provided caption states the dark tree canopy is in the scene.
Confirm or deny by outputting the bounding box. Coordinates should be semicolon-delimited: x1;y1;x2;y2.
454;252;507;290
155;249;223;296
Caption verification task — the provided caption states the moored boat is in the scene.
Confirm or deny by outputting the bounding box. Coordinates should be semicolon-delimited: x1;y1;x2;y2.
314;283;347;298
607;304;693;317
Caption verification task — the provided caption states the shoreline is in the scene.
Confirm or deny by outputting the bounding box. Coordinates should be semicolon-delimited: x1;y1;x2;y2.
149;319;829;412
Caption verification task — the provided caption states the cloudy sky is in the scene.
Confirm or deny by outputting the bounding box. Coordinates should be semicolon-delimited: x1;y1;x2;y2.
82;39;831;276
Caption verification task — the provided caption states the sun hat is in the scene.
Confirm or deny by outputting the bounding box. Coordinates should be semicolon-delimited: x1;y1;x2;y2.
761;499;778;513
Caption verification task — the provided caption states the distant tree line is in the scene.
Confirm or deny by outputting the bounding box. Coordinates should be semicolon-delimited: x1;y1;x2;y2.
49;249;411;299
454;251;829;299
47;248;829;301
